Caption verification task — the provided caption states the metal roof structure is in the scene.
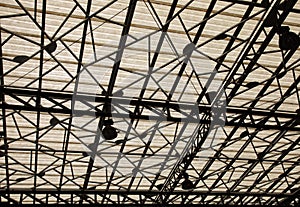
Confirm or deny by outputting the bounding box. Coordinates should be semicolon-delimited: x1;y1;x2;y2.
0;0;300;205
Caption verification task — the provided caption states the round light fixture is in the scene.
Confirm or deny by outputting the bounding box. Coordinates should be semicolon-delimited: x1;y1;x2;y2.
278;26;300;50
102;125;118;140
181;172;195;190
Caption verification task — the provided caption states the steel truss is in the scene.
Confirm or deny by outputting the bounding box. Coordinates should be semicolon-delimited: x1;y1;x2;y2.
0;0;300;205
0;189;296;205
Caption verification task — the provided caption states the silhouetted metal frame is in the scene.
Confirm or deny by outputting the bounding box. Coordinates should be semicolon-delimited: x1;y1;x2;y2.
80;1;138;204
0;189;295;205
0;20;10;204
155;0;299;204
0;0;299;205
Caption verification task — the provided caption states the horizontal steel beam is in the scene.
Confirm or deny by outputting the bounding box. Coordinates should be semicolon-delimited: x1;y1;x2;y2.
0;189;293;197
2;88;300;131
2;87;298;119
0;189;292;205
220;0;300;13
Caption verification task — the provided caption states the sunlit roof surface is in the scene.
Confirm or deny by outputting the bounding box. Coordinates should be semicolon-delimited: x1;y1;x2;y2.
0;0;300;205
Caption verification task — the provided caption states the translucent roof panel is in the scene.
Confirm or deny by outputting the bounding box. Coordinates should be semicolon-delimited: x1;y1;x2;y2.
0;0;300;205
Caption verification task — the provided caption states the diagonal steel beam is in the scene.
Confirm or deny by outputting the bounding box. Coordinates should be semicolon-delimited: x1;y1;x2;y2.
259;136;300;205
155;0;219;203
58;0;93;196
100;1;140;202
160;0;297;203
205;69;300;204
220;0;300;14
227;74;300;195
197;0;257;103
194;36;299;200
209;43;300;204
180;2;260;202
123;0;179;195
226;0;297;104
80;0;138;199
276;175;300;206
167;0;217;102
106;0;138;96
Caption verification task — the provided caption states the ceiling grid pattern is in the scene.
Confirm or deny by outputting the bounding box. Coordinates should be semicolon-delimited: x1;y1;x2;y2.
0;0;300;205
